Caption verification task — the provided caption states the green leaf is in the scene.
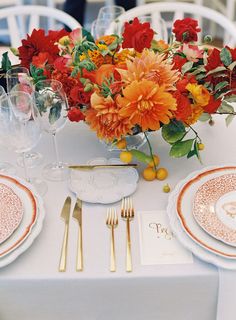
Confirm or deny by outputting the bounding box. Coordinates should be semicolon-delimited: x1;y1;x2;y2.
49;102;62;125
224;95;236;103
214;81;229;92
82;28;94;42
181;61;193;74
169;139;194;158
206;66;226;76
1;52;11;71
162;120;186;144
220;47;232;67
187;149;196;159
225;114;235;126
218;101;234;113
199;113;211;122
228;60;236;71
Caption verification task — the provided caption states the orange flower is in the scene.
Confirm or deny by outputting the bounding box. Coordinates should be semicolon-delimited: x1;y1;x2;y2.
185;103;204;125
96;35;117;46
85;92;132;141
117;49;179;91
186;83;210;107
117;79;176;131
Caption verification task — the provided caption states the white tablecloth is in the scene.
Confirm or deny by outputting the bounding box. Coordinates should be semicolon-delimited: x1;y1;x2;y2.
1;116;234;320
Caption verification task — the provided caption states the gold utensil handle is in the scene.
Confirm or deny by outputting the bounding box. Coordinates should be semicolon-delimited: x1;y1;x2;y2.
126;218;132;272
76;225;83;271
110;227;116;272
59;223;69;272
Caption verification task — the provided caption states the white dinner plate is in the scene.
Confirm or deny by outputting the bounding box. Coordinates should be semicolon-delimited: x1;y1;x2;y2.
167;165;236;269
69;157;139;204
0;174;39;259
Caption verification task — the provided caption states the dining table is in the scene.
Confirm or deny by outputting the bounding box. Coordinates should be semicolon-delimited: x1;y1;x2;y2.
1;114;235;320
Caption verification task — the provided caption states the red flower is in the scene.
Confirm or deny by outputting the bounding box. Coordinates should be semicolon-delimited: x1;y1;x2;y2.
67;107;85;122
32;52;50;68
172;54;188;71
18;28;68;69
204;96;221;113
54;57;70;73
173;90;192;122
173;18;201;43
176;75;197;94
70;84;92;105
205;48;222;72
122;17;154;52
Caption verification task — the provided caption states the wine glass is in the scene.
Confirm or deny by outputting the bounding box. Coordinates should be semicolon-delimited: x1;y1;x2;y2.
34;79;69;182
5;91;47;195
6;66;43;168
91;18;111;40
97;5;125;35
0;87;16;174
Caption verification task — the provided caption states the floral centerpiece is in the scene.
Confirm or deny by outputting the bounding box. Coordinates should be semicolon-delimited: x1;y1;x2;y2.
3;17;236;181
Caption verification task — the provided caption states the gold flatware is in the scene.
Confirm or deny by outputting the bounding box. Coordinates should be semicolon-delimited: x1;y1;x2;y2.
68;164;138;170
121;197;134;272
72;198;83;271
106;208;118;272
59;196;71;272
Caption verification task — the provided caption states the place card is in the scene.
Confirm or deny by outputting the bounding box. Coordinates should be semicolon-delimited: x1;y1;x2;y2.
138;210;193;265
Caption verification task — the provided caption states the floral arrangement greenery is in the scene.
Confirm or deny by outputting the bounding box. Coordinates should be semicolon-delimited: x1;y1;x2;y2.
3;17;236;180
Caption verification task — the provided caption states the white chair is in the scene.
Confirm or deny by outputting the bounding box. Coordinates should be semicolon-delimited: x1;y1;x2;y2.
0;5;81;48
113;2;236;46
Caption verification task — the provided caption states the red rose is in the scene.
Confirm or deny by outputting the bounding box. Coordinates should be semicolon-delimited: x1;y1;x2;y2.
67;107;85;122
173;18;201;43
176;75;196;93
70;85;92;105
205;48;222;72
122;17;154;52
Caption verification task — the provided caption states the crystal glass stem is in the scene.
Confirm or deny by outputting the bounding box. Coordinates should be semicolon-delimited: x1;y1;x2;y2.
52;132;60;166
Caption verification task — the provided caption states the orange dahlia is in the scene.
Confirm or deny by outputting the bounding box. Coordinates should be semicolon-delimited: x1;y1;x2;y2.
185;103;204;125
117;49;179;91
85;92;132;141
117;79;177;131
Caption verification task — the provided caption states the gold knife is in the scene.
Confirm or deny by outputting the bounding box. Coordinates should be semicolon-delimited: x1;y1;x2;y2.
59;196;71;272
72;198;83;271
69;164;138;170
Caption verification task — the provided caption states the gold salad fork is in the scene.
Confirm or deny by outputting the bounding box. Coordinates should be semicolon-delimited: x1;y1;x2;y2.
121;197;134;272
106;208;118;272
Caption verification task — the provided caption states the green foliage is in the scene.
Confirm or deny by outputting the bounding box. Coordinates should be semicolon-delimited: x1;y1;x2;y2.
220;47;232;67
130;149;152;164
162;120;186;144
48;101;62;125
30;64;46;83
169;139;194;158
1;52;11;71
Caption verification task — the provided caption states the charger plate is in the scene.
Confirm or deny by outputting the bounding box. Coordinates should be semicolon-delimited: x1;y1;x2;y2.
167;165;236;269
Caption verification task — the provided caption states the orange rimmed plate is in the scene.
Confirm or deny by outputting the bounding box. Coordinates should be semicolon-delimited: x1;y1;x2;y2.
0;174;37;258
193;173;236;247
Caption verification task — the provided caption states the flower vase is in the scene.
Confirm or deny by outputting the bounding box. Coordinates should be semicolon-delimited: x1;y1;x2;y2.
101;132;148;152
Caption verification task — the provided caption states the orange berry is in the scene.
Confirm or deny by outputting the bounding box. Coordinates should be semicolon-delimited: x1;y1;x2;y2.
116;138;127;149
163;184;170;193
148;154;160;168
143;167;156;181
156;168;168;181
198;143;205;151
120;151;132;163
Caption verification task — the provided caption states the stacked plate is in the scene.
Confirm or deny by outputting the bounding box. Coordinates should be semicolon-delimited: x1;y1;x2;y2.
167;165;236;269
0;174;45;268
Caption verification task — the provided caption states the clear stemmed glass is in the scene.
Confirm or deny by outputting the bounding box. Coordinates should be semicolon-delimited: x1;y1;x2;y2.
34;79;69;182
6;66;43;168
97;5;125;35
0;86;16;174
90;18;111;40
5;91;47;195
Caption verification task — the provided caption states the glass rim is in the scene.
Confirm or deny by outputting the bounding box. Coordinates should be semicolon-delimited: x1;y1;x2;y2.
35;79;63;91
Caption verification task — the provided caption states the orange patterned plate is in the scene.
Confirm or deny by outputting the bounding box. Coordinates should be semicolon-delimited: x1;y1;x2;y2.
0;174;37;258
0;183;23;244
193;174;236;247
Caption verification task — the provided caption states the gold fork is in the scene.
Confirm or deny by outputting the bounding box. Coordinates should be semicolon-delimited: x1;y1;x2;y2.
106;208;118;272
121;197;134;272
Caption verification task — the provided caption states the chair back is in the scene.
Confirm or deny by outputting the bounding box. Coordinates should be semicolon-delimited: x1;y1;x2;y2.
114;2;236;46
0;5;81;47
